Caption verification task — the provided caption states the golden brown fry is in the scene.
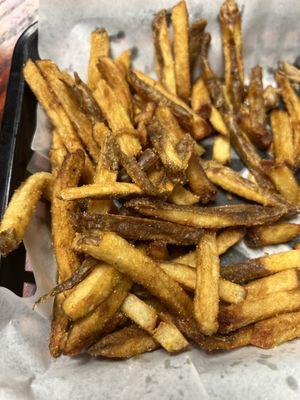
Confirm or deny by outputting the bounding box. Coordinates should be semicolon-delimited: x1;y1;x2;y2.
88;28;109;90
212;135;231;165
219;289;300;334
128;70;211;139
72;231;193;318
191;78;228;135
173;228;245;267
219;0;244;108
79;212;202;245
194;231;220;335
251;311;300;349
0;172;53;256
97;56;133;119
245;222;300;248
168;184;199;206
88;325;158;359
202;327;253;351
263;85;280;110
59;182;143;201
221;249;300;283
121;294;158;332
153;321;189;352
245;269;300;301
50;130;68;176
125;198;287;229
267;164;300;204
63;264;121;321
148;119;193;184
152;10;176;94
64;277;132;355
93;79;141;156
171;1;191;101
36;60;99;162
276;71;300;165
201;159;284;206
115;49;132;77
189;18;207;72
148;164;175;195
270;109;295;168
100;312;128;337
23;60;94;183
186;154;217;203
160;261;246;304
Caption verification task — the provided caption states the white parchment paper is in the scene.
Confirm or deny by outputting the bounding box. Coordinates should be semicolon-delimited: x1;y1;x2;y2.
1;0;300;398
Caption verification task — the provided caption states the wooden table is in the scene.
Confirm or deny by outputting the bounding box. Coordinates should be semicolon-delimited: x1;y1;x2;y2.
0;0;38;123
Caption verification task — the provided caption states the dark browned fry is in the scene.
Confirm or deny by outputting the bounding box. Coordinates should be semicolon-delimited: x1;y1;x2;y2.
125;198;287;229
221;249;300;283
189;18;207;73
79;212;203;245
245;223;300;248
202;327;253;351
88;325;159;358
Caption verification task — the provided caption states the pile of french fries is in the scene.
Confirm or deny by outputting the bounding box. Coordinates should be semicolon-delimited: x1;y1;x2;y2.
1;0;300;359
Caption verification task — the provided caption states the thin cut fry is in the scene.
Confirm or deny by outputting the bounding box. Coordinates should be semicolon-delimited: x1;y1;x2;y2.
212;135;231;165
125;198;287;229
88;326;158;359
171;0;191;101
245;222;300;248
115;49;132;77
270;109;295;168
219;289;300;334
152;10;176;94
251;311;300;349
72;231;193;318
88;28;109;90
266;164;300;204
189;18;207;72
202;327;253;351
221;249;300;283
50;130;68;176
245;269;300;301
0;172;53;256
168;184;199;206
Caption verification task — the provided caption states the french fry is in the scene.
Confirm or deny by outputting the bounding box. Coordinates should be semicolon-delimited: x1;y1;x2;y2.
153;321;189;352
115;49;132;77
148;164;175;195
125;198;287;229
121;294;158;332
72;231;194;318
173;228;245;267
152;10;176;94
128;70;211;139
0;172;53;256
202;327;253;351
62;264;121;321
191;78;228;135
266;164;300;204
186;154;217;203
219;0;244;109
160;261;246;304
251;311;300;349
97;56;133;119
270;109;294;168
189;18;207;73
219;289;300;334
194;231;220;335
36;60;99;162
100;312;128;337
245;65;271;149
263;85;280;111
64;277;132;355
88;28;109;90
79;212;202;245
245;269;300;301
245;222;300;248
276;71;300;165
93;79;141;156
168;184;199;206
279;61;300;83
221;249;300;283
144;241;169;260
212;135;231;165
148;119;193;184
49;294;70;358
171;0;191;101
201;159;285;206
50;130;68;176
59;182;143;201
88;325;159;359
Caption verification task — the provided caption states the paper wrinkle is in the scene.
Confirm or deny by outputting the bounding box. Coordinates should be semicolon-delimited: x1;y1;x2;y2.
1;0;300;398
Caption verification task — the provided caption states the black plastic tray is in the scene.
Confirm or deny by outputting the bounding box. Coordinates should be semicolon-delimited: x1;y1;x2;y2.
0;23;39;296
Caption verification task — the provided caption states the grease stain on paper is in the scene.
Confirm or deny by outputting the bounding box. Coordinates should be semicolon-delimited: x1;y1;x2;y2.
286;376;298;391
